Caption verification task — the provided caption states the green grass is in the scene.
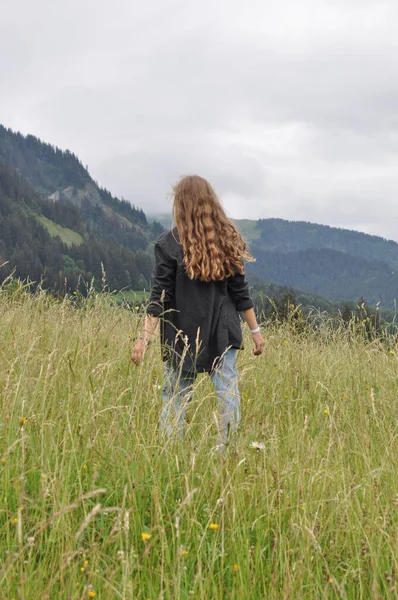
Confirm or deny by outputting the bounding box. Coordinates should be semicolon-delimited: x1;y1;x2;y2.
36;215;84;246
1;284;398;598
233;219;262;244
112;290;149;304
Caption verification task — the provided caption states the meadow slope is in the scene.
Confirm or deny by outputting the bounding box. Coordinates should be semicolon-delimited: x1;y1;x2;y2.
1;286;398;599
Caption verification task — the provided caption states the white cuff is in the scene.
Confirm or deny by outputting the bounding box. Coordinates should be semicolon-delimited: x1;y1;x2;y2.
250;326;260;334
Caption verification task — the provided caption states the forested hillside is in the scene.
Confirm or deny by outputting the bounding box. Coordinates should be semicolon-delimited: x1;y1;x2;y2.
244;219;398;307
0;163;154;291
0;125;165;292
246;246;398;306
252;219;398;271
0;125;160;253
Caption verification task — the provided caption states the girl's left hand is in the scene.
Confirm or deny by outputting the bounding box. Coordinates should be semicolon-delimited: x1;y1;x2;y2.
131;339;147;365
251;332;265;356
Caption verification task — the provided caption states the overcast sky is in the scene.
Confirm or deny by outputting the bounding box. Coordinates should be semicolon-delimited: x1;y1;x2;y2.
1;0;398;239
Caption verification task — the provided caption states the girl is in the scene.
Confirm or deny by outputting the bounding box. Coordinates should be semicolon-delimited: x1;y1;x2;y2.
131;175;264;445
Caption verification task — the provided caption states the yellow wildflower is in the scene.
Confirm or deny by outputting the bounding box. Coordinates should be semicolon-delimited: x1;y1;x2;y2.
82;464;87;470
1;458;6;465
20;417;27;426
80;567;85;572
389;350;395;356
208;523;219;531
324;409;329;415
12;517;18;524
233;564;239;572
84;560;89;567
328;578;333;584
88;591;96;598
180;549;189;556
141;532;152;542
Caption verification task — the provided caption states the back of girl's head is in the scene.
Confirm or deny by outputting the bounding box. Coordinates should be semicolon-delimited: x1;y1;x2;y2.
172;175;253;282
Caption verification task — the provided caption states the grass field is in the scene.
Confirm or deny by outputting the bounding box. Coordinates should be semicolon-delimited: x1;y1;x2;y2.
36;215;84;246
112;290;149;305
1;284;398;599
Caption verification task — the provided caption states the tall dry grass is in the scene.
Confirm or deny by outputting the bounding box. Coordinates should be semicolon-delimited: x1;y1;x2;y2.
1;283;398;599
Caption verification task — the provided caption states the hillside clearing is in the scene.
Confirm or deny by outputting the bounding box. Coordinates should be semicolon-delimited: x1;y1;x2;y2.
233;219;262;244
36;214;84;246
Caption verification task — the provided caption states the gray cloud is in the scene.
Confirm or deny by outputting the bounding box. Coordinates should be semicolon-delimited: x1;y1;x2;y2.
1;0;398;239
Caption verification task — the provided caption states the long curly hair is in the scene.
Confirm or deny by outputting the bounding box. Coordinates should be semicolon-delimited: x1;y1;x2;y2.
172;175;254;282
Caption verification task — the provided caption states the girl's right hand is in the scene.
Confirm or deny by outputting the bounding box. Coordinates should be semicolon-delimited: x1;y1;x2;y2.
251;332;265;356
131;338;148;366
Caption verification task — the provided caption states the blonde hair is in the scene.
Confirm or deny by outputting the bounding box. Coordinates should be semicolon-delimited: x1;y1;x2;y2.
172;175;253;282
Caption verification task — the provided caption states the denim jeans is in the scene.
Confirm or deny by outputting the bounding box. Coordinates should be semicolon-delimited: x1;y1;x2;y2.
159;348;240;445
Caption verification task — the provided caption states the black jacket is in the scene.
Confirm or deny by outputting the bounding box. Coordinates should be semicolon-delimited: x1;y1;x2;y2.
147;229;254;374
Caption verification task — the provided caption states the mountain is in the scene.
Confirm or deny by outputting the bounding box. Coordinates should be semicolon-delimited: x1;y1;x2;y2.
0;125;163;292
246;246;398;304
243;219;398;307
245;218;398;271
0;162;156;292
0;125;161;252
3;123;397;311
